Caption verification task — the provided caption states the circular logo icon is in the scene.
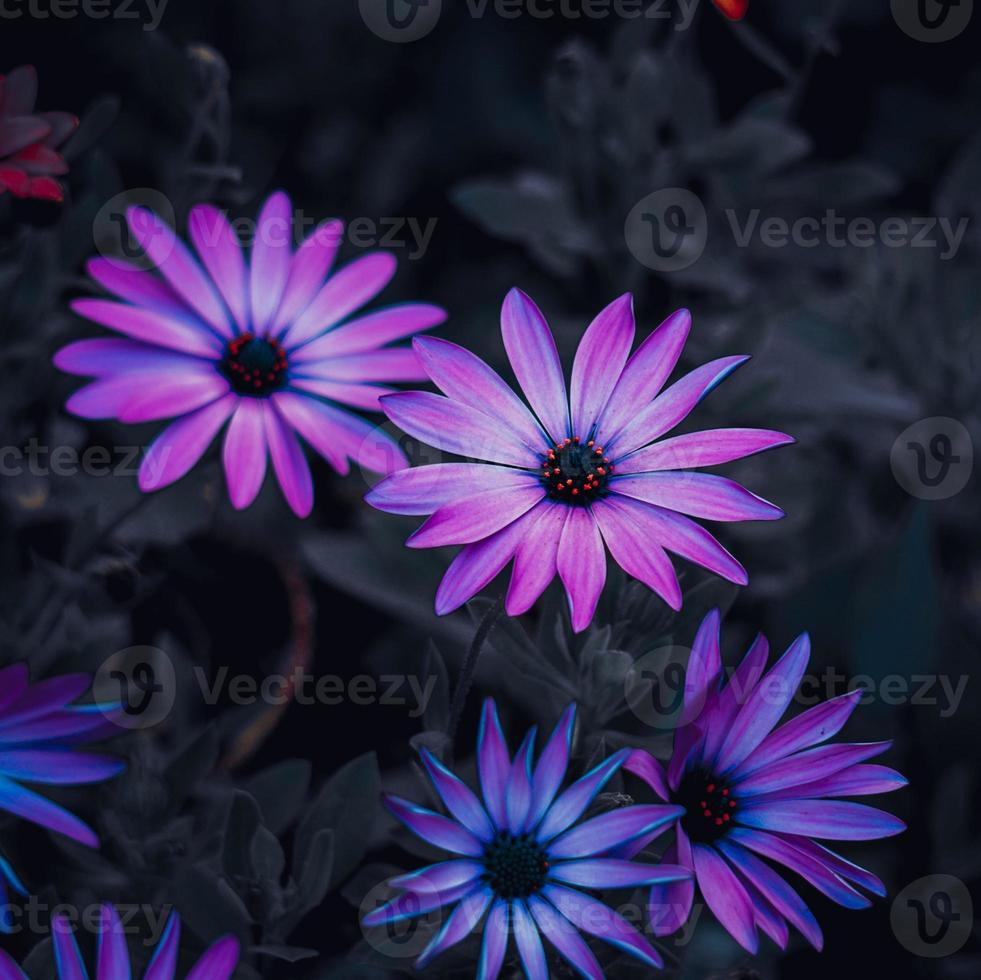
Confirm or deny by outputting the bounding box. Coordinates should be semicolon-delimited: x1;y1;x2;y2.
353;418;457;493
359;879;449;959
625;645;698;731
93;646;176;730
92;188;176;271
891;0;973;42
359;0;442;42
891;874;973;957
625;188;707;273
890;417;973;500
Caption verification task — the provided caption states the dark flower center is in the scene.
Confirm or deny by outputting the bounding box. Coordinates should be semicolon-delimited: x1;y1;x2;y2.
220;333;288;396
483;831;550;900
541;437;614;505
676;768;738;845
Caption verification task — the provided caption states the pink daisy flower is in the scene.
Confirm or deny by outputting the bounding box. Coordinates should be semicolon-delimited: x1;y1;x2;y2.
0;66;77;202
367;290;792;631
54;191;446;516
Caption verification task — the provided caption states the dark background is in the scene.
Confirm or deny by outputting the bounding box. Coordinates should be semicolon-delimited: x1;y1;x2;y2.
0;0;978;977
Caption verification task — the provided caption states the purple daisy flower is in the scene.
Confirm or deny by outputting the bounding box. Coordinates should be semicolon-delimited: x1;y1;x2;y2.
0;664;124;929
0;904;239;979
363;699;689;977
367;289;791;631
54;191;447;517
624;610;907;953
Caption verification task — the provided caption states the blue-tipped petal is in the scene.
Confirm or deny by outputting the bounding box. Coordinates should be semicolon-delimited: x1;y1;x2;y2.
389;860;483;896
736;799;906;841
0;775;99;848
549;858;690;890
543;883;664;969
691;844;759;954
477;899;509;980
52;915;89;980
362;880;476;928
511;900;548;980
536;749;629;843
0;750;125;785
96;905;131;980
143;912;180;980
478;699;510;830
526;705;576;830
505;728;536;834
415;887;492;970
548;804;683;860
419;749;495;841
528;894;603;980
383;794;484;857
0;949;29;979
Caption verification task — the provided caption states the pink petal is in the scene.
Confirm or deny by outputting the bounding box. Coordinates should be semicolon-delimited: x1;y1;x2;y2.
271;219;344;333
70;298;221;358
500;289;569;443
84;257;188;315
556;507;606;633
126;206;232;337
617;428;795;474
505;503;567;616
570;294;635;438
188;204;249;331
284;252;398;348
138;394;236;491
611;472;784;522
290;303;447;360
250;191;294;334
264;403;314;517
223;399;268;509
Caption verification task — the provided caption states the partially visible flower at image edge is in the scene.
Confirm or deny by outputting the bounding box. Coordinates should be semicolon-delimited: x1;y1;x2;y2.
55;191;446;517
363;698;689;977
624;609;907;953
368;289;792;631
0;904;239;979
0;65;77;202
0;664;125;932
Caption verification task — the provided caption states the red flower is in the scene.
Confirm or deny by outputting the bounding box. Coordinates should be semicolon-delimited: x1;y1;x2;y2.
0;66;77;203
713;0;749;19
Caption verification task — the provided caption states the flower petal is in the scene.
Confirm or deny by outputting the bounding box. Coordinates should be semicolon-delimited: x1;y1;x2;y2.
537;750;629;843
381;391;540;468
271;219;344;333
550;858;690;889
548;804;683;860
570;294;635;438
250;191;294;334
186;937;240;980
512;900;548;980
477;899;509;980
138;394;237;492
70;298;222;358
500;289;568;443
598;308;691;441
715;633;812;775
126;206;231;336
291;303;446;359
390;860;484;895
85;256;187;314
611;472;784;521
528;895;603;980
609;356;750;458
543;884;663;969
413;336;546;451
367;463;532;516
383;794;484;856
264;405;314;517
593;496;681;610
52;916;87;980
96;904;131;980
188;204;249;331
737;800;906;840
506;729;537;833
407;484;545;549
758;764;908;801
416;886;492;970
420;749;495;841
505;503;567;616
478;699;510;830
526;704;576;830
647;827;695;937
285;252;397;348
223;399;268;510
735;742;893;798
617;428;794;474
692;843;758;953
556;507;606;633
623;750;669;802
0;774;98;847
0;750;124;785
